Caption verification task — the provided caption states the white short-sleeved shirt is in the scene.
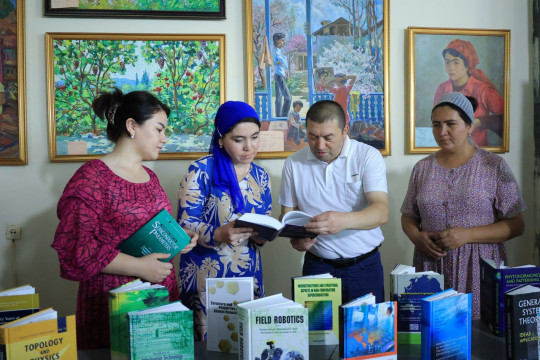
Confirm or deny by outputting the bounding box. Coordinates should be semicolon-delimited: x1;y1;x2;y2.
279;137;387;259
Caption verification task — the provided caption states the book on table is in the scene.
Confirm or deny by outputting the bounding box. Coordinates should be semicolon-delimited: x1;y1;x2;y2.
339;293;397;360
421;289;471;360
0;285;39;326
237;293;309;360
206;277;254;354
118;208;191;262
0;308;77;360
108;279;169;360
504;284;540;360
389;264;444;345
480;258;540;336
127;301;194;360
292;273;342;345
233;210;317;242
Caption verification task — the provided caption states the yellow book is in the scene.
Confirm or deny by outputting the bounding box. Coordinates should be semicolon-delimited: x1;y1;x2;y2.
0;285;39;325
0;308;77;360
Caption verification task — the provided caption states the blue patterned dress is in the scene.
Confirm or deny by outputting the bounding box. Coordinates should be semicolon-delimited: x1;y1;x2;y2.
177;155;272;341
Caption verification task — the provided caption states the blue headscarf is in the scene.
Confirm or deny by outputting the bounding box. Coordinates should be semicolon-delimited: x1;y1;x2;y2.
210;101;260;214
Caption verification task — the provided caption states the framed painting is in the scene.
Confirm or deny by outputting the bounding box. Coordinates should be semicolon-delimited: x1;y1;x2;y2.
245;0;390;158
46;33;225;162
408;27;510;153
0;0;26;165
44;0;225;20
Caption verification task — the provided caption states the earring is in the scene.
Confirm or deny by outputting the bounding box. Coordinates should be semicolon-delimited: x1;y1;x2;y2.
131;133;135;139
219;145;223;149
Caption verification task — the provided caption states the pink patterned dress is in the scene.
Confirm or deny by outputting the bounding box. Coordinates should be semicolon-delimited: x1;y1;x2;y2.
52;159;179;350
401;148;526;319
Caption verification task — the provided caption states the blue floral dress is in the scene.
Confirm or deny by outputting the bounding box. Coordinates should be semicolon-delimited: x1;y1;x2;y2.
177;155;272;341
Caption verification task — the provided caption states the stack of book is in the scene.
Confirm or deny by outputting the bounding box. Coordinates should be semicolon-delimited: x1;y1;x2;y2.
0;285;39;326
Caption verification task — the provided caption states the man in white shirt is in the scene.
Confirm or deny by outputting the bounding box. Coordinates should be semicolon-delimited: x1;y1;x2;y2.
279;100;388;303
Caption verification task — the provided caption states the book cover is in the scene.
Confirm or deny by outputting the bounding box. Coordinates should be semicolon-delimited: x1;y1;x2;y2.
108;279;169;360
237;294;309;360
206;277;254;353
389;264;443;344
128;301;194;360
421;289;472;360
0;309;77;360
339;296;397;360
292;274;341;345
480;258;540;336
0;285;39;326
504;284;540;360
119;208;191;262
234;210;317;242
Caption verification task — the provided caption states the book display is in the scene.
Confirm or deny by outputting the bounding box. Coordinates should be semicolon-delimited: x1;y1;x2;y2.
421;289;472;360
237;294;309;360
118;209;191;262
128;301;194;360
339;294;397;360
0;285;39;326
108;279;169;360
206;277;254;353
390;264;444;344
292;273;342;345
480;258;540;335
234;210;317;241
0;308;77;360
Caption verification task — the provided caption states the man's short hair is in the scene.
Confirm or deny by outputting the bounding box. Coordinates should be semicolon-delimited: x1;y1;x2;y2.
273;32;285;45
306;100;346;130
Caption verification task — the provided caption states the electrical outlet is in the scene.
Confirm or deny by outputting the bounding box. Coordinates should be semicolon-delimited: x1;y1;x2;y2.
5;225;21;240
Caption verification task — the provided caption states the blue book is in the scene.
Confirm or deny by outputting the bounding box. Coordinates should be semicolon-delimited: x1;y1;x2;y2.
421;289;471;360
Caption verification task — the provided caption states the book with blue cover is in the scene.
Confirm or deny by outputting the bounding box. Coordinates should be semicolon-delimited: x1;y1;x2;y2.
339;293;397;360
421;289;471;360
390;264;444;344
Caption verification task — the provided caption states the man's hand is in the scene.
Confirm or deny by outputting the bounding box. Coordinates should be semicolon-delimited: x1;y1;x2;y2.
304;211;345;235
290;237;317;252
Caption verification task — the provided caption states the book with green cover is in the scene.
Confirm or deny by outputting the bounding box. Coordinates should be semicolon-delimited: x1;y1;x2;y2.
119;209;191;262
206;277;254;353
292;273;342;345
108;279;169;360
127;301;194;360
0;285;39;326
237;294;309;360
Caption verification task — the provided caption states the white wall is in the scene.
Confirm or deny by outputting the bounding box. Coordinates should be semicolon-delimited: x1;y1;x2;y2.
0;0;535;316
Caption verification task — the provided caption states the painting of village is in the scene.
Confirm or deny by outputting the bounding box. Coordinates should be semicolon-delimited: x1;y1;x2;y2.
250;0;387;153
0;0;23;163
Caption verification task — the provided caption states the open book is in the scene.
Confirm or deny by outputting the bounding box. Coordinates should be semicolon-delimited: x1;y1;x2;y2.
234;210;317;242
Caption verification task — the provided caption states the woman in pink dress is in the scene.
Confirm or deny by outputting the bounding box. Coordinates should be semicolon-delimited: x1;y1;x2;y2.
401;92;525;319
52;89;197;349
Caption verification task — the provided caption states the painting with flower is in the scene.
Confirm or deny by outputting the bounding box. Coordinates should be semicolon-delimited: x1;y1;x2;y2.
46;33;224;161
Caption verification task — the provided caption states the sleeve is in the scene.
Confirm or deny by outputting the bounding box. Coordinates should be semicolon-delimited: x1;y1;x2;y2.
400;164;421;220
177;161;217;247
362;147;388;193
51;168;120;282
494;159;527;219
278;157;297;208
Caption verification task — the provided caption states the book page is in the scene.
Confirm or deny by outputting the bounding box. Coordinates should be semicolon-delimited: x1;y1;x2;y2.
237;213;283;230
282;210;312;226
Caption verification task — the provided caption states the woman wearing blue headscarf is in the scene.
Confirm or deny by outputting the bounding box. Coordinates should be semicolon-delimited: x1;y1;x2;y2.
177;101;272;341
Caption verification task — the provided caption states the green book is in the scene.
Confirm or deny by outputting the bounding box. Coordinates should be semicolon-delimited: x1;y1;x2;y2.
128;301;194;360
119;209;191;262
108;279;169;360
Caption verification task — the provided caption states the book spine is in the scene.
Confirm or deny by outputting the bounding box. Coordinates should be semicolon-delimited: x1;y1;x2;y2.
420;300;432;360
494;269;502;334
338;306;345;359
237;306;248;360
505;294;513;360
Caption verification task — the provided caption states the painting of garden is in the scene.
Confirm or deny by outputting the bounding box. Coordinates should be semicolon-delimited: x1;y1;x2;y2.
73;0;221;12
250;0;387;153
49;35;222;158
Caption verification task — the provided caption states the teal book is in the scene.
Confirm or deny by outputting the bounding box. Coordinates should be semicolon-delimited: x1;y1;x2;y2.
390;264;443;345
237;294;309;360
127;301;194;360
108;279;169;360
119;209;191;262
339;294;397;360
421;289;471;360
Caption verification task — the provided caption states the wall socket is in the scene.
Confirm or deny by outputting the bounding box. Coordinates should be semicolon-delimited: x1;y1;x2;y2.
5;225;21;240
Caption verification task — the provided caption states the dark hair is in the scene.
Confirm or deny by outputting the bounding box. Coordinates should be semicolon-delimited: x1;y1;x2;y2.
92;88;170;143
432;96;478;125
272;32;285;45
293;100;303;108
442;48;469;69
306;100;346;130
226;117;261;135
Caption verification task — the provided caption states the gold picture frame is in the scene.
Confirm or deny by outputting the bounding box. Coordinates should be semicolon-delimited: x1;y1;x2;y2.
246;0;390;158
46;33;225;162
0;0;27;165
408;27;510;153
